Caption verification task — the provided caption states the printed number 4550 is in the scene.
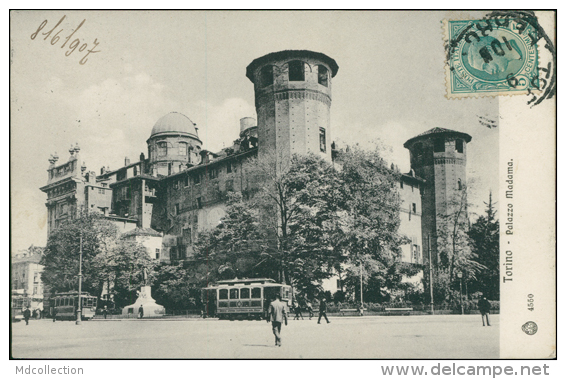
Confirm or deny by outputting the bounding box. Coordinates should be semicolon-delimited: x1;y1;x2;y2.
527;294;534;311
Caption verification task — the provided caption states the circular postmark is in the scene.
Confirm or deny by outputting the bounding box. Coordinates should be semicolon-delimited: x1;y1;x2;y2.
444;11;555;106
522;321;538;335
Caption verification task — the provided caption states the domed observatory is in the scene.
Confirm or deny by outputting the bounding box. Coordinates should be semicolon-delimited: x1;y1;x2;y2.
147;112;203;176
246;50;339;163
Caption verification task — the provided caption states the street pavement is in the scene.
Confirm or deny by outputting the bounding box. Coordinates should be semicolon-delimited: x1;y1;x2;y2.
11;314;498;359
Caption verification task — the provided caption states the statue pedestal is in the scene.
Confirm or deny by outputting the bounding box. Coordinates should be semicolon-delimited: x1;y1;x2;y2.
122;286;165;318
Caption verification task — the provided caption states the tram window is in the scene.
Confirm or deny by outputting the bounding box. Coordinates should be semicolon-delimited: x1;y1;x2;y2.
230;288;239;299
219;289;228;300
240;288;250;299
69;298;74;306
285;289;290;299
251;288;261;298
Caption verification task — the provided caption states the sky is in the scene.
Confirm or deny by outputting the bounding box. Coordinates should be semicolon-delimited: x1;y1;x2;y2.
10;10;499;252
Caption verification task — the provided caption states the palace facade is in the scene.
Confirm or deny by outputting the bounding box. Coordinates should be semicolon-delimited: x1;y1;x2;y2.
40;50;471;285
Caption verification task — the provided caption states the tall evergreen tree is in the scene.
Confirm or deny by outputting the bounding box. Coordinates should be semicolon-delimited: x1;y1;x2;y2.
467;192;500;300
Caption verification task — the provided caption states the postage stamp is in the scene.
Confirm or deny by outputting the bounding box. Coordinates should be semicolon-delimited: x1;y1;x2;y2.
443;17;539;98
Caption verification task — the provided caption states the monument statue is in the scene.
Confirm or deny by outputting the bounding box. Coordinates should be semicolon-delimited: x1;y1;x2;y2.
122;266;165;318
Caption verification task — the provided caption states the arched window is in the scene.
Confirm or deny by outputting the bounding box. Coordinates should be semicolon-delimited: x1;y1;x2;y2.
288;60;305;81
179;142;188;156
414;143;423;158
433;138;445;153
455;139;464;153
157;142;167;157
260;65;274;87
317;65;328;87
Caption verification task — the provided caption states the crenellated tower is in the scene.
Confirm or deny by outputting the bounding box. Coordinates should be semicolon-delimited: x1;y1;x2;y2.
404;128;472;261
246;50;339;165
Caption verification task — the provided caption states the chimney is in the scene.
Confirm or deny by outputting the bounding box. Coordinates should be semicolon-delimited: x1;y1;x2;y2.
125;157;130;166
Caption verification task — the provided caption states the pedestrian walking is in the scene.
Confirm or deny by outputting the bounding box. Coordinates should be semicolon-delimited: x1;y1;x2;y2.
138;304;144;319
267;293;288;347
293;301;304;320
103;306;108;319
52;307;57;322
306;301;314;320
23;307;31;325
317;298;330;324
478;295;491;326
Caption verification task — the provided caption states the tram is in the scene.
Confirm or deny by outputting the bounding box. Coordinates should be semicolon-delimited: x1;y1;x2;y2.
50;292;98;321
202;278;293;320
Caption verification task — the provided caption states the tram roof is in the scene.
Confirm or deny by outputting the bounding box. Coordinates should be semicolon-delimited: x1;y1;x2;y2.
207;278;287;287
52;291;95;297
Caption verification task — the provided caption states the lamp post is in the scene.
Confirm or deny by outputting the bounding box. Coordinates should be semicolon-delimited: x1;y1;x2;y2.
359;259;363;307
428;235;434;315
76;231;83;325
457;271;464;315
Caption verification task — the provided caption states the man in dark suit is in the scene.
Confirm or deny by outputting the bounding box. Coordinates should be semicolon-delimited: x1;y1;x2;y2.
267;293;288;347
138;304;144;319
317;298;330;324
478;295;491;326
23;307;31;325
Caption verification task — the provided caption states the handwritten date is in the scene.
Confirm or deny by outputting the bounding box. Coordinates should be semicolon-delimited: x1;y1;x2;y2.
30;15;100;65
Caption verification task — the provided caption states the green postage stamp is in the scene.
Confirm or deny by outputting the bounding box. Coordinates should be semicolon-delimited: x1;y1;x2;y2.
443;17;540;98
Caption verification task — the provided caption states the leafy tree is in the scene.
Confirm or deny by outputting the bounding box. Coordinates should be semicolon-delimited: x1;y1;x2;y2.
435;184;485;303
337;144;411;301
152;262;203;310
109;239;156;308
194;192;273;282
467;192;499;300
41;212;157;308
40;213;119;298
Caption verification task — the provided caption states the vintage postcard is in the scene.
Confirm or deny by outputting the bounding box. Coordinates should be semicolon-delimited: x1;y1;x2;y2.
9;10;555;365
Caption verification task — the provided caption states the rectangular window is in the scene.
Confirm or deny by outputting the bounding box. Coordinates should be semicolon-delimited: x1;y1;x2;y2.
219;289;228;300
261;65;274;87
433;138;445;152
194;173;201;185
178;245;186;260
230;289;239;299
197;197;202;209
158;142;167;157
183;227;192;244
319;127;326;153
288;61;305;81
413;244;421;263
318;65;328;86
240;288;250;299
170;247;178;261
155;248;160;260
175;203;180;215
184;176;190;187
226;162;232;174
456;139;464;153
412;203;417;213
179;143;188;155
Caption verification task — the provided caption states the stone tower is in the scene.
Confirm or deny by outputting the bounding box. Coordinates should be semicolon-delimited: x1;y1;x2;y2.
246;50;339;164
404;128;472;261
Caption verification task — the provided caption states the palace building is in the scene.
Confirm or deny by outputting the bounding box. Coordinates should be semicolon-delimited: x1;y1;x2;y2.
40;50;470;277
